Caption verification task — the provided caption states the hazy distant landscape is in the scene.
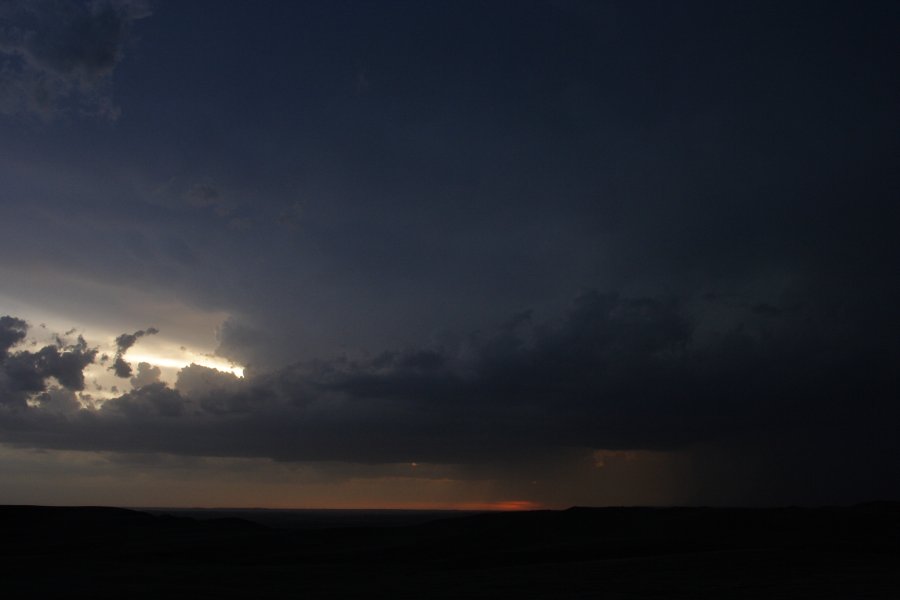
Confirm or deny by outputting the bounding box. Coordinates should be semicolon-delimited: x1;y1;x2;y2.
3;503;899;598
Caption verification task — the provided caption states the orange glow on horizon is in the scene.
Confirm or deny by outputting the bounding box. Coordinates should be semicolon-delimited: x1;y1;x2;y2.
135;500;549;512
285;500;546;512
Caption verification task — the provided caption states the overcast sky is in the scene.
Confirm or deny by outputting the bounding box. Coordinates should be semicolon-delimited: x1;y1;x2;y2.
1;0;898;509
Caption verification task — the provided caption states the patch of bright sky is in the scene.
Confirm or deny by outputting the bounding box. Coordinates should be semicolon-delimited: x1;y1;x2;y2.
0;275;244;399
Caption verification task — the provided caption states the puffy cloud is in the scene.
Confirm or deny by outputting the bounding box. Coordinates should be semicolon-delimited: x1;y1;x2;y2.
214;318;268;368
114;327;159;355
110;357;132;379
109;327;158;378
0;0;151;119
32;385;82;414
102;382;186;418
0;316;28;358
130;362;161;389
0;318;97;406
175;364;249;414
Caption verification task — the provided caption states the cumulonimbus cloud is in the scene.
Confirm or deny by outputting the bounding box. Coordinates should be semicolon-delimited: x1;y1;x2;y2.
1;289;897;478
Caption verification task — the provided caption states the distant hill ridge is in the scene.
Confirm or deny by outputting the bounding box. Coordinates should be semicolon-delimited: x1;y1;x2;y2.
2;504;899;598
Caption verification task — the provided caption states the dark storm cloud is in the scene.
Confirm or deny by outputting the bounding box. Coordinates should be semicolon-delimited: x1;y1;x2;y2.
113;327;158;355
109;327;158;378
1;282;898;498
0;0;150;118
0;316;28;358
110;357;132;378
0;2;898;505
32;385;82;414
103;382;185;418
175;364;246;413
130;361;161;388
215;319;269;369
0;318;98;406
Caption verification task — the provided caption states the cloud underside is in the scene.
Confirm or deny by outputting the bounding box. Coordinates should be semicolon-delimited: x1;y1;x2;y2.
0;0;150;119
1;290;897;470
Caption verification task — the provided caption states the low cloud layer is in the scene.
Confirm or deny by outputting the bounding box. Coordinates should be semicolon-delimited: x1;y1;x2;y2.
2;285;898;504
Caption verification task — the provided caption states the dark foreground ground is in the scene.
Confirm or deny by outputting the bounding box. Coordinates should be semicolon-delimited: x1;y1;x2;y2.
1;503;899;599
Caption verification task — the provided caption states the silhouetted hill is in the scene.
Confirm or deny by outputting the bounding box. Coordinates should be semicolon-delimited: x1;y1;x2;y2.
143;507;477;530
1;505;899;598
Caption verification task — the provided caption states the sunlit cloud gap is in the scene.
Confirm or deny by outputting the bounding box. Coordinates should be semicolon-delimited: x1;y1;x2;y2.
127;353;244;378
